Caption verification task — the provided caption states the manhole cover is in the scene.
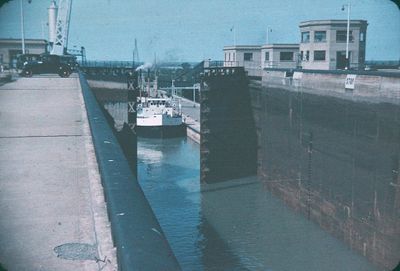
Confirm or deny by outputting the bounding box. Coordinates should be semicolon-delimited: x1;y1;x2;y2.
54;243;98;261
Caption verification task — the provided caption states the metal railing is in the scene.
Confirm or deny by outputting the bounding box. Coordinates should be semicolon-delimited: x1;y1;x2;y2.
262;61;299;69
80;60;138;68
205;60;240;68
204;60;261;76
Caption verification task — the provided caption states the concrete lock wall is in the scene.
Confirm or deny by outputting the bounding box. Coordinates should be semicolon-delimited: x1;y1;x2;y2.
79;72;181;271
262;69;400;104
200;67;258;184
251;69;400;270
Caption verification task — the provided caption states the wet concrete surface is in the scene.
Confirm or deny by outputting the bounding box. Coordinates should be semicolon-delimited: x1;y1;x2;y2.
0;74;116;271
176;96;200;137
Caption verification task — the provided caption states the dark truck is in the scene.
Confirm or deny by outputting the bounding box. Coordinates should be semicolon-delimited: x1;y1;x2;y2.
20;54;78;78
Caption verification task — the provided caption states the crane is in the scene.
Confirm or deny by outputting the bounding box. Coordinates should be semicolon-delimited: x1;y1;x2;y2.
50;0;72;55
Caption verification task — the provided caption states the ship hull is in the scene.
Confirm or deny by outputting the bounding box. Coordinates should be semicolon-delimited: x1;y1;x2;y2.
136;124;186;138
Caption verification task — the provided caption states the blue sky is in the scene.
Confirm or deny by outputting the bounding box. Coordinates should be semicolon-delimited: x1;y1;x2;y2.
0;0;399;62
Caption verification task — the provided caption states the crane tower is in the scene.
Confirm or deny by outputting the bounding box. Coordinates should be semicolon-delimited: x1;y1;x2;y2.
50;0;72;55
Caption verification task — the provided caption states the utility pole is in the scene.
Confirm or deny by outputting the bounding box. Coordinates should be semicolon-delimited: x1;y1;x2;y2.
20;0;25;54
342;2;351;69
230;26;236;46
266;27;272;44
234;28;236;46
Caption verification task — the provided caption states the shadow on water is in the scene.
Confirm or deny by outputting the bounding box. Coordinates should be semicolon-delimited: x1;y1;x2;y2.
94;91;381;270
201;176;377;271
137;137;377;271
94;89;249;270
198;217;251;271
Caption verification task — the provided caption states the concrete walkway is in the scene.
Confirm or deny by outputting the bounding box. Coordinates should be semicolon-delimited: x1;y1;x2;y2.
166;94;201;143
157;89;200;131
178;96;200;143
0;74;116;271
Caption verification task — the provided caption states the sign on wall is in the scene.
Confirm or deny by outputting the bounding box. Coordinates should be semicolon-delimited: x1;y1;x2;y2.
345;74;357;90
293;71;303;80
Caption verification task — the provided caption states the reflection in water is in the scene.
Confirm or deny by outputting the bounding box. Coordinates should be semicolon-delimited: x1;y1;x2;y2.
137;137;377;271
137;138;204;270
103;102;128;130
138;144;164;163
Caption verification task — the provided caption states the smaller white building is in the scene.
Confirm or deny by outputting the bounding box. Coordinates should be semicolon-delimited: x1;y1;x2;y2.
261;44;299;69
223;45;261;69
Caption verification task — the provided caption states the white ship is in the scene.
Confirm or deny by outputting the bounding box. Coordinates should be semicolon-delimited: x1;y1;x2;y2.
134;68;186;137
136;66;186;137
136;94;185;138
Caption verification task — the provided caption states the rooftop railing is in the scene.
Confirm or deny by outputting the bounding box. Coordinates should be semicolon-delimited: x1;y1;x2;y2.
262;61;300;69
204;60;240;68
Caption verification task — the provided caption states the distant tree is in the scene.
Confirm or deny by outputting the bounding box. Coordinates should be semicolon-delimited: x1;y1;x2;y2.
390;0;399;9
181;62;191;71
0;0;12;9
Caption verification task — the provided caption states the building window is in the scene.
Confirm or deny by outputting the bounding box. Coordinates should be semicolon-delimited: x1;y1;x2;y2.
314;31;326;42
224;53;227;61
265;52;269;61
306;51;310;61
300;51;304;61
336;30;353;42
0;54;3;64
280;52;293;61
233;52;236;62
360;32;365;42
301;31;310;43
314;50;326;61
244;53;253;61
